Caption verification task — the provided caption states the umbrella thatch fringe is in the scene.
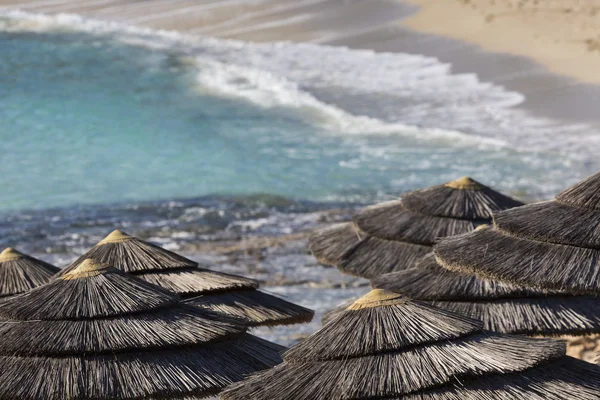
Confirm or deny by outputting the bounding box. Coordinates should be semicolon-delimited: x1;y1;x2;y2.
430;296;600;335
308;223;362;267
400;177;524;219
58;230;198;275
187;290;314;327
137;268;259;296
372;254;541;301
434;226;600;294
0;334;284;400
220;334;564;400
0;249;59;297
0;261;178;320
400;357;600;400
0;304;246;356
555;170;600;210
493;200;600;249
353;200;476;245
286;298;482;362
338;236;431;278
320;299;354;325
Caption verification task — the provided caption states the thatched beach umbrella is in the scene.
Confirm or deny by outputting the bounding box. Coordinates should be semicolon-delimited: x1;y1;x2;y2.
0;247;58;298
309;177;523;279
373;253;600;335
221;289;600;400
434;171;600;294
0;258;284;399
56;230;313;327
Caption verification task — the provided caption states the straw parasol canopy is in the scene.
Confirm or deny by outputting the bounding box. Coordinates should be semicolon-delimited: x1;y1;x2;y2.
0;247;59;298
309;177;523;279
372;253;600;335
434;171;600;295
56;230;313;327
220;289;600;400
0;258;284;399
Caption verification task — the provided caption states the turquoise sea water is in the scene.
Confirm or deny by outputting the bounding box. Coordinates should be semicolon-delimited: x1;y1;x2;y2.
1;20;596;214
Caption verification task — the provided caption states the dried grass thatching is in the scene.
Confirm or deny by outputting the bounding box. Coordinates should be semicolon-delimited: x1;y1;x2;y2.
187;289;314;327
435;171;600;294
0;247;59;298
0;259;284;399
309;177;523;279
373;254;600;335
436;225;600;294
400;357;600;400
337;236;431;279
353;200;477;245
57;230;313;327
400;176;524;219
220;289;600;400
372;253;536;301
308;222;362;266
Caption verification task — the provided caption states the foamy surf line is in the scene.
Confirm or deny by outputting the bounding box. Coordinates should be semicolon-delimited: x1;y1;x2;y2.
1;10;598;157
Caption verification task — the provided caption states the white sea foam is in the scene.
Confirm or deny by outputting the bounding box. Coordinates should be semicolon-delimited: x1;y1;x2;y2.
0;10;598;158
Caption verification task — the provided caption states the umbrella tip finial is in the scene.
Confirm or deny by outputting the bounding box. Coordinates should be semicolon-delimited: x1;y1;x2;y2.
62;258;110;280
347;289;404;310
0;247;24;262
445;176;484;190
99;229;132;245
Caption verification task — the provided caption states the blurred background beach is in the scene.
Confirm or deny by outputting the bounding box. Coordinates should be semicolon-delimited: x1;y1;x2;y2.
1;0;600;344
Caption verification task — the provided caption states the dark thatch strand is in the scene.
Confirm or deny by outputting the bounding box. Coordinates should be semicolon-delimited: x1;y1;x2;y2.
352;200;476;245
400;177;524;219
307;177;522;280
220;290;595;400
58;229;198;275
0;334;283;400
308;222;362;266
434;226;600;294
493;200;600;249
56;230;314;328
372;253;542;301
555;170;600;210
221;334;564;400
0;247;59;297
137;268;259;296
320;300;353;325
372;255;600;335
0;304;245;356
338;236;431;278
430;296;600;335
0;259;285;399
0;260;179;320
286;296;482;362
399;357;600;400
187;290;314;327
0;260;178;321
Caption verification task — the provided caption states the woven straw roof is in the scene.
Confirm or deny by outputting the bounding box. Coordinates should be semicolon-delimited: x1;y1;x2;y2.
0;247;59;298
372;254;600;335
309;177;523;279
0;259;284;399
221;290;600;400
57;230;313;327
434;173;600;294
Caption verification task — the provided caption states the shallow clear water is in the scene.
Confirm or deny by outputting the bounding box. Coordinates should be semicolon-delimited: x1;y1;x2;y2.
1;19;596;213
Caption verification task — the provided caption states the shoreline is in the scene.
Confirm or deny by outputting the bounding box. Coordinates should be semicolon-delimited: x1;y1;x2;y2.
1;0;599;128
